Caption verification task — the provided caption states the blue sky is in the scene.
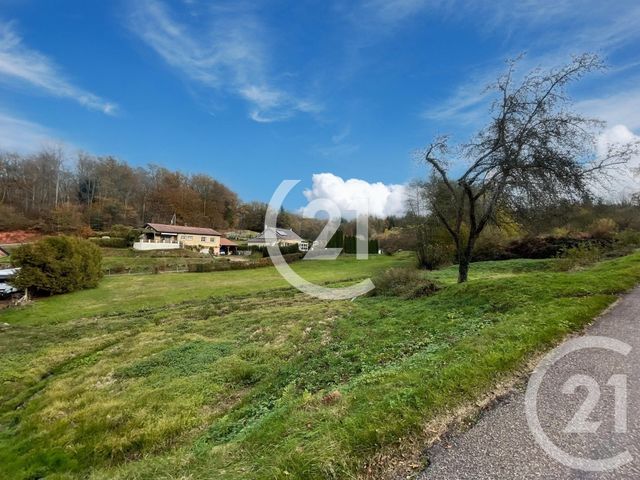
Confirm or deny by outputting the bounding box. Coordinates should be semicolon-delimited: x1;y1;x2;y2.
1;0;639;212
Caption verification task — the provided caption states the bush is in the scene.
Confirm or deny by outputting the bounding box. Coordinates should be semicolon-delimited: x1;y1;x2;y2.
554;244;602;272
187;253;304;273
89;237;129;248
416;240;454;270
615;229;640;248
507;236;582;259
12;236;103;295
250;243;300;257
507;235;614;259
371;267;439;299
472;227;517;261
588;218;618;240
377;228;416;255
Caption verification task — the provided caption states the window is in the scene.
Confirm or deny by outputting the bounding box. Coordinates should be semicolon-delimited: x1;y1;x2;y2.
201;237;207;242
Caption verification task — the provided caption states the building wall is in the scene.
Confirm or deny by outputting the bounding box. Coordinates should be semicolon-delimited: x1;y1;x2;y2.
177;234;220;247
133;242;181;251
177;234;220;254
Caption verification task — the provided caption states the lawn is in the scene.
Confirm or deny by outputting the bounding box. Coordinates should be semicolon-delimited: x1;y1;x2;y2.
1;252;640;479
100;247;225;275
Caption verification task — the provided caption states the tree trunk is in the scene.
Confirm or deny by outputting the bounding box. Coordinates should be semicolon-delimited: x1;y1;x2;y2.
457;235;476;283
458;256;470;283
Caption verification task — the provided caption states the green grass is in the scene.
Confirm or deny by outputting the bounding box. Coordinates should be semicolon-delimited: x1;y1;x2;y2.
1;252;640;479
101;247;222;274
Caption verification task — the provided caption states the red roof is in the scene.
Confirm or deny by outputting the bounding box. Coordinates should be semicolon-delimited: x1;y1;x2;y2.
145;223;221;236
220;237;238;246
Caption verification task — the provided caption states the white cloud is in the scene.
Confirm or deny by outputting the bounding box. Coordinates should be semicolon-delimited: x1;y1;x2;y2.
0;111;64;153
129;0;320;122
577;88;640;201
303;173;407;218
0;22;117;114
576;88;640;131
592;125;640;202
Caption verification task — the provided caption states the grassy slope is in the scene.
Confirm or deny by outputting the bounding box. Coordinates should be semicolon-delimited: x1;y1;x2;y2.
1;253;639;479
0;254;409;325
101;248;218;274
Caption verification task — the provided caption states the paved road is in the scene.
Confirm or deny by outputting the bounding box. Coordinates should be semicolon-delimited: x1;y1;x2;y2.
419;286;640;480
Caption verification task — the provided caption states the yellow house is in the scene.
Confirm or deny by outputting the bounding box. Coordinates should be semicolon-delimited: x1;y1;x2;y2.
135;223;222;254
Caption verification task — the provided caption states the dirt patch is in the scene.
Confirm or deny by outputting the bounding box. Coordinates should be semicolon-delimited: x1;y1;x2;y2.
0;230;40;245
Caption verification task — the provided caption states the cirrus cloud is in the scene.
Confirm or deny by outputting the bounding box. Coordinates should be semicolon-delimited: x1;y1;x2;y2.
128;0;320;123
0;21;117;114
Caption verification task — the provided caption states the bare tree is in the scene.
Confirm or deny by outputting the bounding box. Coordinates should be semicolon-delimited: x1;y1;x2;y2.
421;54;640;283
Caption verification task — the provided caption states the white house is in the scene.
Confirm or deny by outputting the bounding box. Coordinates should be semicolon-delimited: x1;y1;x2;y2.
247;228;308;250
134;223;222;253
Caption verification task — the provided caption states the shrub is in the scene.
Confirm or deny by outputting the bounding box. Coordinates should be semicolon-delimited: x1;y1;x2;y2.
416;240;454;270
250;244;300;257
507;235;614;259
0;204;31;231
615;229;640;248
187;253;304;273
588;218;618;239
472;226;520;261
377;228;416;255
371;267;439;299
554;243;602;271
89;237;129;248
12;236;103;295
507;236;582;259
414;222;455;270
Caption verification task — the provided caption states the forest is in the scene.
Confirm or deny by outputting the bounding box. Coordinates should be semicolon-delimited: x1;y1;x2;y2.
0;148;245;233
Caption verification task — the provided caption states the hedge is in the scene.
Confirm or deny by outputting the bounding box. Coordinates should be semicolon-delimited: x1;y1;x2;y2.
89;237;129;248
187;253;304;273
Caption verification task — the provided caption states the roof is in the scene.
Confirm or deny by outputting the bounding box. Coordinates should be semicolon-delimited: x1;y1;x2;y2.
220;237;238;247
0;268;19;280
144;223;221;236
249;228;304;244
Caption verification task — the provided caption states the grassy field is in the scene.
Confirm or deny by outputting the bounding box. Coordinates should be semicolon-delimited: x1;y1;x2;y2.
100;248;228;275
1;247;244;272
1;252;640;479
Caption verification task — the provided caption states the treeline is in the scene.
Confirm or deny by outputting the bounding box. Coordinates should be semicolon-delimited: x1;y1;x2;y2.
0;148;399;240
0;148;241;232
378;194;640;268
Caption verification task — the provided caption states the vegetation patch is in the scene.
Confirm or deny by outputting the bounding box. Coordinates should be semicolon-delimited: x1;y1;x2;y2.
116;341;233;378
370;267;439;298
1;253;639;479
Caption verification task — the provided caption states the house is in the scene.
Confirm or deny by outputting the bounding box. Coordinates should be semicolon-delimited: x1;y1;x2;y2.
0;246;9;257
134;223;222;254
247;228;308;250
